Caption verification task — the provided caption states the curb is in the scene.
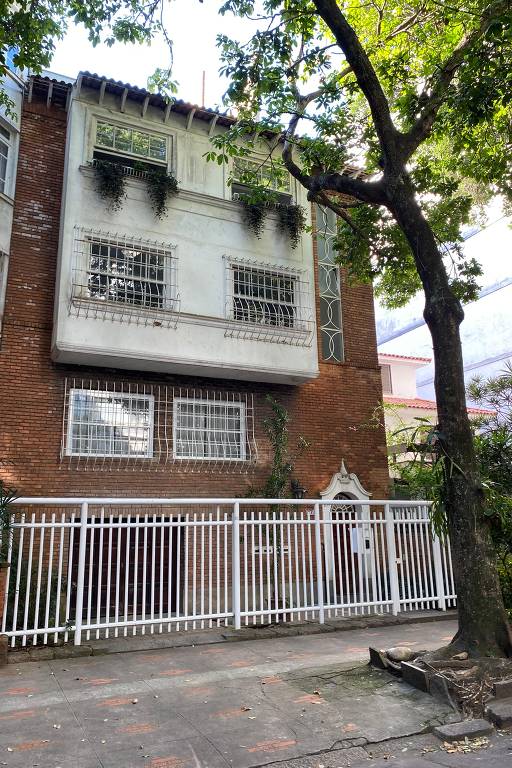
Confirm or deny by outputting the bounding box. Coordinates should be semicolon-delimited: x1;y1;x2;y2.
7;609;457;664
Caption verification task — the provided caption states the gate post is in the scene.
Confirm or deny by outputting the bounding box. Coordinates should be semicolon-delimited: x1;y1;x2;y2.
74;502;88;646
432;533;447;611
314;503;325;624
384;504;400;616
232;502;241;630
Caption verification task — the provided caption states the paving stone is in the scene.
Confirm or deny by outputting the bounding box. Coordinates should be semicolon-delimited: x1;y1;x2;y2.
492;678;512;699
485;698;512;727
261;746;368;767
433;719;493;742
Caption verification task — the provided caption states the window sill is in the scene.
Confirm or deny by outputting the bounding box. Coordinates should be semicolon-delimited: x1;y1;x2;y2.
0;191;14;207
70;295;180;329
78;165;295;219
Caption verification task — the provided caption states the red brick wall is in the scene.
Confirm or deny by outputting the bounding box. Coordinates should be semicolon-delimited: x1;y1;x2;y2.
0;95;390;501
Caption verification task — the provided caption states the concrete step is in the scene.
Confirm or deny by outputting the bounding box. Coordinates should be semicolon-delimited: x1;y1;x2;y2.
485;697;512;728
433;719;494;742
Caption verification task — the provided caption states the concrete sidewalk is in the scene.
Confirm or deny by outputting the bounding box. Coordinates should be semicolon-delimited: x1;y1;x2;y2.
1;617;505;768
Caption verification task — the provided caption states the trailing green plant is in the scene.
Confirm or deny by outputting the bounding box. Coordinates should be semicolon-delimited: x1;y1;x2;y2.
260;395;310;500
238;189;274;239
276;203;306;250
238;188;306;247
145;167;179;219
93;159;126;212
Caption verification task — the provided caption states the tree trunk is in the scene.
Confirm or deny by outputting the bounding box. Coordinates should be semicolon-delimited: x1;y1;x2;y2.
389;182;512;657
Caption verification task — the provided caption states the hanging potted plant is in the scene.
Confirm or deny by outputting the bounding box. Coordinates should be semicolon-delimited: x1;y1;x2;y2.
93;159;127;212
238;188;276;239
276;203;307;249
145;167;179;219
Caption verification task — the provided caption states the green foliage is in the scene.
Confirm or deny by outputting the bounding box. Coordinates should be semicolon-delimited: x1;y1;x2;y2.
213;0;512;307
146;68;178;100
238;190;306;247
145;167;179;219
255;395;310;500
276;203;306;250
239;189;272;239
0;1;175;114
0;479;18;565
390;363;512;610
93;159;126;212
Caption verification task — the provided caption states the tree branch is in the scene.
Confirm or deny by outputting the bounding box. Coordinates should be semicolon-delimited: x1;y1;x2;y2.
402;0;509;158
312;0;400;168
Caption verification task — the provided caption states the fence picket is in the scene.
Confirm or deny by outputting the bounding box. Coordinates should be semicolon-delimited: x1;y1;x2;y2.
2;498;456;647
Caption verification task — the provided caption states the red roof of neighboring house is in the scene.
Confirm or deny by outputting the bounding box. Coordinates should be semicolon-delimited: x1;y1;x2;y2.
384;395;494;415
379;353;432;364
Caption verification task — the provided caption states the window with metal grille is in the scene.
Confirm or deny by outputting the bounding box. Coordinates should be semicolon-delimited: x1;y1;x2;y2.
87;239;170;309
381;364;393;394
232;157;291;195
71;229;179;326
232;265;297;329
66;389;154;458
95;120;168;165
315;205;344;363
0;126;9;195
173;398;247;461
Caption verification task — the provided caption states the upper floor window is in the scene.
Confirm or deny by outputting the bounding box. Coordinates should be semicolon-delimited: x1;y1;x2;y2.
232;157;291;200
233;264;297;329
315;205;344;363
224;257;313;345
66;388;154;458
71;228;179;327
381;364;393;394
173;398;247;461
94;120;169;167
0;126;10;195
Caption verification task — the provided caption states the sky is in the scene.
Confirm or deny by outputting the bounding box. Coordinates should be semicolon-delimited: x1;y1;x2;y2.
49;0;250;108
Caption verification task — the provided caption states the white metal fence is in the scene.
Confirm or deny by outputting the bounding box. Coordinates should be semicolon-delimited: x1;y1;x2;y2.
1;498;456;648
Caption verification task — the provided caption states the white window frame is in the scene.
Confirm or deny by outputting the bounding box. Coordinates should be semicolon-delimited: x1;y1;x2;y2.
66;388;155;459
83;236;176;312
229;262;302;331
172;397;247;462
232;156;292;197
0;124;11;197
93;117;170;168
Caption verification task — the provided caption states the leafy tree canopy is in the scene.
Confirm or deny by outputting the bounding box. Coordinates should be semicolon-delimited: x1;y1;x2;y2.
0;0;177;115
209;0;512;307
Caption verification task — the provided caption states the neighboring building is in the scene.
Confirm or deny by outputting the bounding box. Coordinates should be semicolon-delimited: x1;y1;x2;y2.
376;205;512;406
0;71;389;501
0;49;25;340
379;352;493;440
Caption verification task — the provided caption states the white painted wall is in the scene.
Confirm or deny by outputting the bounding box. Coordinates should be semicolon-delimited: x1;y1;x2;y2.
379;356;425;399
52;87;319;384
376;205;512;404
0;70;24;336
